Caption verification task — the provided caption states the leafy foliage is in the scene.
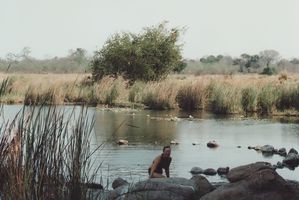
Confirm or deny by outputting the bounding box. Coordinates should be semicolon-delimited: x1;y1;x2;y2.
91;22;183;83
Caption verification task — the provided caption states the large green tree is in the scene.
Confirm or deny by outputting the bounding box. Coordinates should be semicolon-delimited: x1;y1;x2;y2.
91;22;184;83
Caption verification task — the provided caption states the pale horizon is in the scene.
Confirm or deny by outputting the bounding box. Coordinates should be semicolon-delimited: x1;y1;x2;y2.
1;0;299;59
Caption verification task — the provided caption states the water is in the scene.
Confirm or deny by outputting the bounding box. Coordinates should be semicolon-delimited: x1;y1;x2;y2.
93;108;299;184
1;105;299;185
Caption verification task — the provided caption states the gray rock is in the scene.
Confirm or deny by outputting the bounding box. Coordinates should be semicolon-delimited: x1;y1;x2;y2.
191;175;215;198
260;144;274;153
112;177;129;189
190;167;203;174
288;148;298;155
217;167;229;175
201;163;299;200
203;168;217;176
105;177;212;200
227;162;273;183
282;153;299;168
278;148;287;157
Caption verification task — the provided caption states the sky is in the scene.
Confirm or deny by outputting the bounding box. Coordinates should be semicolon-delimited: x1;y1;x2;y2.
1;0;299;59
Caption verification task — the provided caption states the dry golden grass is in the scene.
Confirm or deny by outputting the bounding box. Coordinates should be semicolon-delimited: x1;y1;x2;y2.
0;73;299;115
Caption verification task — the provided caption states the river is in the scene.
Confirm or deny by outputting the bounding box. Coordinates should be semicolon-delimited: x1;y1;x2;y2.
1;105;299;186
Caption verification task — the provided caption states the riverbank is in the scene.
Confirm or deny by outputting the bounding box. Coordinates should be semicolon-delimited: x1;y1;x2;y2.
0;73;299;116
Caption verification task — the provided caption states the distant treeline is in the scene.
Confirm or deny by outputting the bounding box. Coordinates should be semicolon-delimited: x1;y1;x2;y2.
1;48;299;75
0;47;90;73
183;50;299;75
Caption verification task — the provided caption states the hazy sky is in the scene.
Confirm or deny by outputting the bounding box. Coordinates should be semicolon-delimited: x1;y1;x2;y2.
1;0;299;59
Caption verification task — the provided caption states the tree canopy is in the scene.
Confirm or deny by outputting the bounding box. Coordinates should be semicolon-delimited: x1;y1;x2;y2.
91;22;184;83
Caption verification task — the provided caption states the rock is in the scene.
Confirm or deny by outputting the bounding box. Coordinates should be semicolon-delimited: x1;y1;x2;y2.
282;153;299;168
227;162;273;183
201;162;299;200
192;142;199;145
203;168;217;176
276;161;284;169
191;175;215;198
278;148;287;157
106;177;209;200
237;146;241;148
118;139;128;145
190;167;203;174
288;148;298;155
260;145;274;153
207;141;219;148
217;167;229;175
112;177;129;189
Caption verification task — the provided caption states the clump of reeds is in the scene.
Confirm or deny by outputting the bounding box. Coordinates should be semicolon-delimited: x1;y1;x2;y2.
0;103;101;199
257;85;278;114
241;87;257;113
208;83;241;114
176;81;206;111
276;85;299;111
128;81;144;103
142;80;178;110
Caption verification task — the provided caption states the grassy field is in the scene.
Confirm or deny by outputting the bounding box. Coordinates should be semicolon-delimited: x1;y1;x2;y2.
1;72;299;115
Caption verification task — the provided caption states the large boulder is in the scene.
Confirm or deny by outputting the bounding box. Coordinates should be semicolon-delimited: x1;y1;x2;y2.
200;162;299;200
105;177;214;200
227;162;273;183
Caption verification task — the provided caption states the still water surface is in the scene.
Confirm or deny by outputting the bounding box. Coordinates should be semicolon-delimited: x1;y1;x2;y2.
2;105;299;184
93;108;299;184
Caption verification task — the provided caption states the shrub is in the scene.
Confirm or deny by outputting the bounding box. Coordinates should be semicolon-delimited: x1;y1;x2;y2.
91;22;184;83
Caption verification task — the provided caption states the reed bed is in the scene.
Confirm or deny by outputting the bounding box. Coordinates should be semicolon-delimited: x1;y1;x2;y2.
1;73;299;115
0;95;101;199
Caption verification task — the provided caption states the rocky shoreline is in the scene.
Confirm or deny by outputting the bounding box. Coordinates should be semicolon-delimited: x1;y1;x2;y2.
95;162;299;200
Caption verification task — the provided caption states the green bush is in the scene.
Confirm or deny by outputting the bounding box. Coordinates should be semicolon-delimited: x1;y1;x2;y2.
261;67;277;75
91;22;184;83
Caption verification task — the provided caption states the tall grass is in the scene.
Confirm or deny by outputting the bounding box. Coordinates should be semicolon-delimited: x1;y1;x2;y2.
176;81;206;110
209;83;241;114
1;73;299;115
0;104;101;199
256;85;278;114
241;87;257;113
